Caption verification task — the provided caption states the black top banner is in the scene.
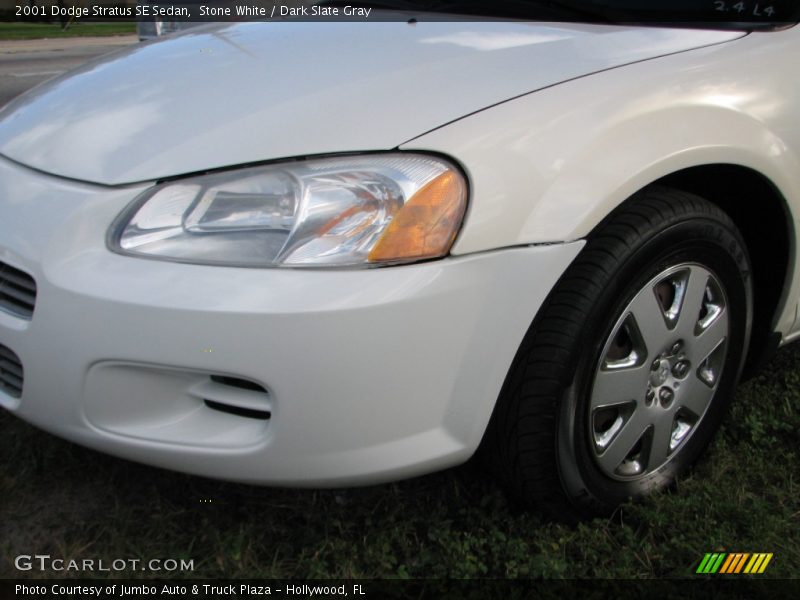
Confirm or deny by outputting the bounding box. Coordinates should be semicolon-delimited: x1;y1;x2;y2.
6;0;800;25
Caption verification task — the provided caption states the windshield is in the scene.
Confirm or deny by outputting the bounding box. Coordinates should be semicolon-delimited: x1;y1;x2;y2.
320;0;799;27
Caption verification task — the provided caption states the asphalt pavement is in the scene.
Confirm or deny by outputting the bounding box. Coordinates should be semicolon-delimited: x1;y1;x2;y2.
0;35;137;108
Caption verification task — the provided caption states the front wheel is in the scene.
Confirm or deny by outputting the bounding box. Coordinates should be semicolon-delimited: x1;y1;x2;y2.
482;186;752;519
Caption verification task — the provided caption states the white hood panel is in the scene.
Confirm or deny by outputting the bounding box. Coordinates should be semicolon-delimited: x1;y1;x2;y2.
0;21;743;185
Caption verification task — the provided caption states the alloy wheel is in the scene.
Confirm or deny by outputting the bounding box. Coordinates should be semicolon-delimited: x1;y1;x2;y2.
589;263;729;480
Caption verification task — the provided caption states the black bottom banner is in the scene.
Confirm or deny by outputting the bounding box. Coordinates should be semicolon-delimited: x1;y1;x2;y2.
3;578;799;600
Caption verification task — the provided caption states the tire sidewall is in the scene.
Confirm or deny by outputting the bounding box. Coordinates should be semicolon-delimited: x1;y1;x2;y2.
556;216;752;512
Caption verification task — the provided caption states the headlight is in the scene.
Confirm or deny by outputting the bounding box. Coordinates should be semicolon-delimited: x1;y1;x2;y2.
110;154;468;268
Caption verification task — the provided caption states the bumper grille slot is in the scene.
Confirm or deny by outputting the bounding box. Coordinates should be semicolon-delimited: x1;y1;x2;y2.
189;376;272;421
0;344;23;398
204;399;271;421
0;261;37;319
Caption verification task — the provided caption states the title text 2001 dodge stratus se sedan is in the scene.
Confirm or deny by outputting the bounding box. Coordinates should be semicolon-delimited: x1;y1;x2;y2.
1;5;799;518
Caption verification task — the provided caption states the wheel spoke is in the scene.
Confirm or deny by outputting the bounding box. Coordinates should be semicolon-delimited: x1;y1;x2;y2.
591;365;649;410
678;372;716;418
646;414;674;472
675;266;709;340
596;410;648;474
627;288;670;356
690;309;728;365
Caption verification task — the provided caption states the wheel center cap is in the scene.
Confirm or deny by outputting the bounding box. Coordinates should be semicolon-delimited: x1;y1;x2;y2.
650;359;671;387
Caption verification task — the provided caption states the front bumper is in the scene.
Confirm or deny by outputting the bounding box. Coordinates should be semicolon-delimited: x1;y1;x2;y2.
0;156;583;485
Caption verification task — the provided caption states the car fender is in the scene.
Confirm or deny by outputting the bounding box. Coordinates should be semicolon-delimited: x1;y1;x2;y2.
403;27;800;334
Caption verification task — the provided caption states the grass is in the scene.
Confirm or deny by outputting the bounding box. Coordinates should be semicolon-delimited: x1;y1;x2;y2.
0;344;798;580
0;22;136;40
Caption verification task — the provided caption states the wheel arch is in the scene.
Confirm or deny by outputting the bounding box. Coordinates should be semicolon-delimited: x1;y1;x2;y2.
652;165;792;375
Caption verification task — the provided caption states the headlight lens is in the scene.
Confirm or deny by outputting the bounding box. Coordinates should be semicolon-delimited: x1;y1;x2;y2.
111;154;467;267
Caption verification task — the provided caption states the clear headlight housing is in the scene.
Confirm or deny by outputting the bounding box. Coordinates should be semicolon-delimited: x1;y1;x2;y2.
111;154;468;268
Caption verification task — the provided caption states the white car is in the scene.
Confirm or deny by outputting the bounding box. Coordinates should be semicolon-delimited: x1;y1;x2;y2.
1;5;798;518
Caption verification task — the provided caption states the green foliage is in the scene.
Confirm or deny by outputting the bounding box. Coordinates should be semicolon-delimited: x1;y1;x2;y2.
1;346;798;579
0;23;136;40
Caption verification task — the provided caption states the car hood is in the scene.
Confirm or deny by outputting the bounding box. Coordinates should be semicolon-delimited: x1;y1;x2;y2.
0;21;744;186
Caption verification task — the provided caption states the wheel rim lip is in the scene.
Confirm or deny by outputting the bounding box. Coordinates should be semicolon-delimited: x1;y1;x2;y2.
587;262;729;482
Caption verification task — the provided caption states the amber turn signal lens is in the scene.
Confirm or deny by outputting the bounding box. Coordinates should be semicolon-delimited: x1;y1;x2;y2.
368;170;467;264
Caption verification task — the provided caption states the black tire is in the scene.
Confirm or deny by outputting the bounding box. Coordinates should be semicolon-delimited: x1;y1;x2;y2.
480;186;753;519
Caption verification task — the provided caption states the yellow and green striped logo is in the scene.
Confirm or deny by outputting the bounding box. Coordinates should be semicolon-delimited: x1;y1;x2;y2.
696;553;773;574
